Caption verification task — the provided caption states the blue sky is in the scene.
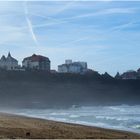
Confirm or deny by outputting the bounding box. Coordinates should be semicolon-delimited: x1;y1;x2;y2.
0;1;140;75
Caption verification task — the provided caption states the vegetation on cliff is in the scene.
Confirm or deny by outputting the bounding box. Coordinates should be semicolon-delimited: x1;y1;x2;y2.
0;70;139;108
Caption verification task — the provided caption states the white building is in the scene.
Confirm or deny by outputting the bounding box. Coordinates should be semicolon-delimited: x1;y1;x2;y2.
65;60;72;64
0;52;18;70
58;60;87;74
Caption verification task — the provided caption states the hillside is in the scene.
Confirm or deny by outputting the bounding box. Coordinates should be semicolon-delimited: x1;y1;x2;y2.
0;71;139;108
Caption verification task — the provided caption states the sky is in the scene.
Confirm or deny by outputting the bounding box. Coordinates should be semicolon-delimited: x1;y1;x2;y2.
0;1;140;75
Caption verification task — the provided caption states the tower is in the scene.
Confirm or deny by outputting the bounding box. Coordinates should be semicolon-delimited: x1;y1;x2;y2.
8;52;11;58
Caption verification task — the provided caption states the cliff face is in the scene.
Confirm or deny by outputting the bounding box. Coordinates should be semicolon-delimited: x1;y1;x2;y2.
0;71;140;109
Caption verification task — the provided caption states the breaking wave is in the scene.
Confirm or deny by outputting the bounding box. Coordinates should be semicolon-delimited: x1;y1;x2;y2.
5;105;140;133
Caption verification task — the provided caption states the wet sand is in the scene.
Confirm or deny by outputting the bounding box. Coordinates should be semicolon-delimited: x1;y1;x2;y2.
0;113;139;139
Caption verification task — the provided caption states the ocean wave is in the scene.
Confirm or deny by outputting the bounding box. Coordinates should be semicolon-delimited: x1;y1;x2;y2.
5;105;140;134
95;116;129;121
131;125;140;129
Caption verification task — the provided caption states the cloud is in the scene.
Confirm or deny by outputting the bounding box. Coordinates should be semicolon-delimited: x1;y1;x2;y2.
111;22;134;31
63;8;137;20
51;1;77;15
23;1;39;46
24;7;138;30
25;17;39;45
111;20;140;31
25;18;69;28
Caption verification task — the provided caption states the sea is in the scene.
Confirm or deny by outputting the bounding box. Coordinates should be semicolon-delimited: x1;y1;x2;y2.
5;105;140;134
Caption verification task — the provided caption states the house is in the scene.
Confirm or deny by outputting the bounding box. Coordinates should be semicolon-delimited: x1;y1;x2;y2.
121;70;137;80
58;60;87;74
22;54;50;71
0;52;18;70
115;72;121;79
137;68;140;77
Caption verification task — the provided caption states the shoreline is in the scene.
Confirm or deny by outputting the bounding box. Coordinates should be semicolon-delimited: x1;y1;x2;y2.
0;113;139;139
15;113;140;135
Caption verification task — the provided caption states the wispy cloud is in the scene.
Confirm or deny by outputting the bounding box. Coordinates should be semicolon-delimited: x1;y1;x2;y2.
25;17;39;45
111;20;140;31
111;22;134;31
23;1;39;46
24;7;138;30
57;37;90;47
52;1;77;15
63;8;137;21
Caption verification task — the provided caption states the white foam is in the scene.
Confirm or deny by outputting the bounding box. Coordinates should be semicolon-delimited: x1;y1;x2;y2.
6;105;140;134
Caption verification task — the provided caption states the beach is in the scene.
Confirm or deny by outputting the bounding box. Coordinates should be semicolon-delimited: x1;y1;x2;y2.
0;113;139;139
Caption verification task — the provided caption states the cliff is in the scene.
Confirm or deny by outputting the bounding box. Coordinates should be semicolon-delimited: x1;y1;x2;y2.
0;71;140;108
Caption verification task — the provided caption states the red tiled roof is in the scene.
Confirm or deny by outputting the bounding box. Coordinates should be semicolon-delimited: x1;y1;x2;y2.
23;54;50;62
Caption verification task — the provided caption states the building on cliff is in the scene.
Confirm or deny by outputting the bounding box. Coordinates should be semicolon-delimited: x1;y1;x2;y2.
137;68;140;78
120;70;137;80
0;52;18;70
22;54;50;71
58;60;87;74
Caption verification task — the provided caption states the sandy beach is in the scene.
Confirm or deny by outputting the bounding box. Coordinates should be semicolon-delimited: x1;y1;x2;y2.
0;113;139;139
